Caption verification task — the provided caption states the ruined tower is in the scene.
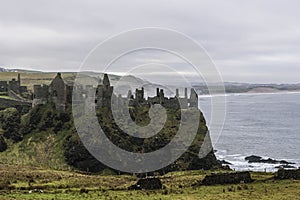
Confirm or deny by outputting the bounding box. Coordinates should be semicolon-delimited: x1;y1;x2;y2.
17;73;21;85
127;90;133;99
8;74;21;94
135;87;144;103
189;88;198;108
49;73;66;111
95;73;113;108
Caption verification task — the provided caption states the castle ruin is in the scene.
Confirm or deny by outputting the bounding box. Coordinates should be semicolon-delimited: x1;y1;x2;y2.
0;74;28;95
32;73;199;112
33;73;72;112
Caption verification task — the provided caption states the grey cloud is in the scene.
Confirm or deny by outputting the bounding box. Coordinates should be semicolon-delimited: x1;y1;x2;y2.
0;0;300;83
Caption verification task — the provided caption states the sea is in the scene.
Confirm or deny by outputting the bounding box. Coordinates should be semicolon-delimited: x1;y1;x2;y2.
199;92;300;172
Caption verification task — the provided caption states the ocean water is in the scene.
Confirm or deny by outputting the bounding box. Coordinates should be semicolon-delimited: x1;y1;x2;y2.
199;92;300;172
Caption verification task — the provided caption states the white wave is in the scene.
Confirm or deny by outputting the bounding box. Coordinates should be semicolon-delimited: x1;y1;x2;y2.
199;91;300;99
216;153;300;172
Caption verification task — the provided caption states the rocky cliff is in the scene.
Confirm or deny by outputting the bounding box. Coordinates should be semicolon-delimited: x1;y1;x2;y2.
0;102;221;174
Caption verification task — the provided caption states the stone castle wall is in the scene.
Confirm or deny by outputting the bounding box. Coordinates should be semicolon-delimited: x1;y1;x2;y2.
32;73;200;112
0;74;28;95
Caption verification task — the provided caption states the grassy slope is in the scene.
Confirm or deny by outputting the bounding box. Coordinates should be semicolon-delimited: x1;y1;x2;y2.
0;72;77;91
0;129;70;170
0;71;122;91
0;165;299;200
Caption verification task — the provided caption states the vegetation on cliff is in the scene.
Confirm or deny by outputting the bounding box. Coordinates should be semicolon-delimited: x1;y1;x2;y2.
0;108;22;142
0;102;220;173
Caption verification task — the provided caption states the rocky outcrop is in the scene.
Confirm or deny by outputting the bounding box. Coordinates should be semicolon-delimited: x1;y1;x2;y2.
245;155;295;165
275;165;296;169
200;172;253;185
129;177;163;190
275;168;300;180
64;106;221;173
219;160;232;165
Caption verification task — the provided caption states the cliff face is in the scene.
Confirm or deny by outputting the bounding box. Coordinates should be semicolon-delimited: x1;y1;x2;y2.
64;105;221;173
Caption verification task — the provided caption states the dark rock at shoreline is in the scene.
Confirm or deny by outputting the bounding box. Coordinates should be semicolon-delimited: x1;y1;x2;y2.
245;155;295;165
200;171;252;186
220;165;232;170
128;177;163;190
275;168;300;180
275;165;296;169
219;160;232;165
245;155;262;162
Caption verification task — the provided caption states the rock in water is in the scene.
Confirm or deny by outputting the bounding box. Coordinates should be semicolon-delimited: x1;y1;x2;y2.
245;155;295;164
245;155;262;162
275;165;296;169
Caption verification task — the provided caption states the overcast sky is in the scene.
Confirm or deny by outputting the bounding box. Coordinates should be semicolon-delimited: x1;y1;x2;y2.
1;0;300;83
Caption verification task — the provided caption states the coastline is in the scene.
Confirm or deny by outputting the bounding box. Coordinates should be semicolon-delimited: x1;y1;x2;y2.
200;91;300;172
216;152;300;172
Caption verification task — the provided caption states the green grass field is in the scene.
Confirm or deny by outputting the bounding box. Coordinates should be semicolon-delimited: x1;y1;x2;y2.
0;164;299;200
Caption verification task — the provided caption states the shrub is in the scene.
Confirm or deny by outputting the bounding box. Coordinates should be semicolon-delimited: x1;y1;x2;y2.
0;108;22;142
